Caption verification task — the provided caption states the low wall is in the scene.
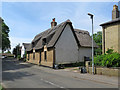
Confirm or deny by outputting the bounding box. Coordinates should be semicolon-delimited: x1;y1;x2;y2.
86;61;120;77
88;67;119;77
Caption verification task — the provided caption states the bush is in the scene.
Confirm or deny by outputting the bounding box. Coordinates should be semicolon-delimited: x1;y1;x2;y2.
17;55;21;60
94;52;120;67
106;48;114;54
94;54;104;66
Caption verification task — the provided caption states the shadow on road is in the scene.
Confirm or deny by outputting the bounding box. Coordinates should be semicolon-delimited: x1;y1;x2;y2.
2;58;33;71
3;71;34;81
2;58;35;81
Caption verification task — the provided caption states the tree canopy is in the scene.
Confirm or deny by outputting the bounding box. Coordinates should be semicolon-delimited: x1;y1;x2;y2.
93;31;102;55
1;18;11;52
13;44;21;58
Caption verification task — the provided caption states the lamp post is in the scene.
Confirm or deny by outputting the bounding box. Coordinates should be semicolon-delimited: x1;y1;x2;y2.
88;13;94;75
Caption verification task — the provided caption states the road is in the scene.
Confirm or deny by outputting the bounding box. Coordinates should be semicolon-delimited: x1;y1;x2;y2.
2;58;118;89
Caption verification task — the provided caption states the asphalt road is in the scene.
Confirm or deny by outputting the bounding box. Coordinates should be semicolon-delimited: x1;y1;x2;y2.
2;58;118;89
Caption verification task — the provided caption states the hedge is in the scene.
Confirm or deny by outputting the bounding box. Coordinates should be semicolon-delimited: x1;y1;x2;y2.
94;52;120;67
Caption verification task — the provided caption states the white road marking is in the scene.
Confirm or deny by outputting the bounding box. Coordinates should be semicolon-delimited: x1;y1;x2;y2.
40;78;64;88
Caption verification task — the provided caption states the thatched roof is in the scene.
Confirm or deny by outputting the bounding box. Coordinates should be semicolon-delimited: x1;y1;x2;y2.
74;29;98;48
26;20;98;51
23;43;30;50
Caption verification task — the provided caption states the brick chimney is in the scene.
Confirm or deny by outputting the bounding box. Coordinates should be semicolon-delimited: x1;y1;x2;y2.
112;5;119;20
51;18;57;28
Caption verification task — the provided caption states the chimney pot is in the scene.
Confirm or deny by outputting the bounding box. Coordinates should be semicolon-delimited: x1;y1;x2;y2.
51;18;57;28
112;5;119;20
53;18;55;22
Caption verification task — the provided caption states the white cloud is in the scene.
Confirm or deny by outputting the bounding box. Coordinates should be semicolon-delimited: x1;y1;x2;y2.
9;36;32;52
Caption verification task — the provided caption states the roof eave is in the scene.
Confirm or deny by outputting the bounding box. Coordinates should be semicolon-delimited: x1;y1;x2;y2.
100;18;120;26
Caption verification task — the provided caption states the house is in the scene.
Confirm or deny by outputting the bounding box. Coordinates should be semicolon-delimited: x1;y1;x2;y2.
26;18;98;68
21;43;30;58
100;4;120;54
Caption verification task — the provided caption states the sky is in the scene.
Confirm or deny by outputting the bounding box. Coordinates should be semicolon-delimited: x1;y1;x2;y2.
2;2;119;52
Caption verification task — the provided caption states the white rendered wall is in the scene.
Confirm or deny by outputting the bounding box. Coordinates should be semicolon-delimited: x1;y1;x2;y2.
78;47;92;62
21;45;25;58
55;24;79;64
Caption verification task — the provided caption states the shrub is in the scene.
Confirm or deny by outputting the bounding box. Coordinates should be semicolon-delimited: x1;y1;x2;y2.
17;55;21;60
94;52;120;67
94;54;104;66
106;48;114;54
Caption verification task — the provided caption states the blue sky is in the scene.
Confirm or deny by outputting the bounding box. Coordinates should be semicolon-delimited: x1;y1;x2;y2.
2;2;118;52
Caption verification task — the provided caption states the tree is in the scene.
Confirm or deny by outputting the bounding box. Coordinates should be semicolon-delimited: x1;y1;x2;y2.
5;50;11;54
93;31;102;55
12;44;21;58
1;17;11;52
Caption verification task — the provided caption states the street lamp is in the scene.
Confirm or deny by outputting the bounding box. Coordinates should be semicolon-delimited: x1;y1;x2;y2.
88;13;94;75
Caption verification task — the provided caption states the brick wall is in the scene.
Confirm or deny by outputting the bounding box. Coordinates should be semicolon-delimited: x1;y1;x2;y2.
41;49;54;67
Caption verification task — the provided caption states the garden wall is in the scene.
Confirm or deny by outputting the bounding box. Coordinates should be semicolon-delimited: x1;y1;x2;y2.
86;61;120;77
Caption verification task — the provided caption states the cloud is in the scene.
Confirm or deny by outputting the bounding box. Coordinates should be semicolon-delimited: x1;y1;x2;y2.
9;36;32;52
2;2;118;52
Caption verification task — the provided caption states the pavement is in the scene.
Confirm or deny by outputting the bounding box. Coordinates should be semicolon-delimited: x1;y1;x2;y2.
2;58;119;89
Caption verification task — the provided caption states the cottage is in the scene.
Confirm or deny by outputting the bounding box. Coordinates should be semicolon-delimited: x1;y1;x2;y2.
100;4;120;54
21;43;30;58
26;19;97;68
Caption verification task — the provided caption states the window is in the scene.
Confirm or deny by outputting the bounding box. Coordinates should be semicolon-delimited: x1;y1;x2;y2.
42;38;46;45
44;51;47;61
39;52;41;63
33;52;35;60
28;54;29;60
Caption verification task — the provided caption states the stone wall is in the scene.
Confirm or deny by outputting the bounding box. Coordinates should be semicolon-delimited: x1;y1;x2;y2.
86;61;120;77
41;49;54;67
88;67;119;77
27;52;40;65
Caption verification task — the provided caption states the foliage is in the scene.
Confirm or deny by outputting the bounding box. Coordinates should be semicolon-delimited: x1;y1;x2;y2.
17;55;21;60
5;50;11;54
92;31;102;55
1;18;11;52
24;51;27;58
106;48;114;54
94;49;120;67
12;44;21;58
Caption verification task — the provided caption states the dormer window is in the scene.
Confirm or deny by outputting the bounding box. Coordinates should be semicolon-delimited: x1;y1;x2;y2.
32;42;35;48
42;38;46;45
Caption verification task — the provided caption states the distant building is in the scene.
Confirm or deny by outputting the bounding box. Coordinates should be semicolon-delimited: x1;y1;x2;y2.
26;18;98;68
21;43;30;58
100;4;120;54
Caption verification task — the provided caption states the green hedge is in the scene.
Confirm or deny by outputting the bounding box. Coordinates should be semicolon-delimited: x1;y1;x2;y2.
94;52;120;67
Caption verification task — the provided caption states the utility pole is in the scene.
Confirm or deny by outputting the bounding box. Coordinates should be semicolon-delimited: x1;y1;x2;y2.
88;13;94;75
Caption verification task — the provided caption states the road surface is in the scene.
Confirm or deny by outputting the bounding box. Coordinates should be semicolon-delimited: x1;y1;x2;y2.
2;58;118;89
